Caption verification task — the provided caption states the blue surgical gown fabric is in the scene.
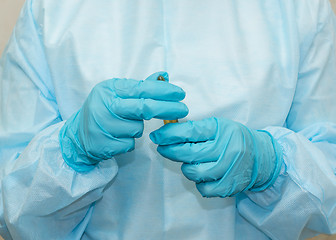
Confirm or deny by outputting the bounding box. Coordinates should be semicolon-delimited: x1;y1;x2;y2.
0;0;336;239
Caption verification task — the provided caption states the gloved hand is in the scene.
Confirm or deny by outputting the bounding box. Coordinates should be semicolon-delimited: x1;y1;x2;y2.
150;117;283;197
59;72;188;172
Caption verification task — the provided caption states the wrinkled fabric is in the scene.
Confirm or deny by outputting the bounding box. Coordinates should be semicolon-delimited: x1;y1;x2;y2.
0;0;336;239
150;117;283;197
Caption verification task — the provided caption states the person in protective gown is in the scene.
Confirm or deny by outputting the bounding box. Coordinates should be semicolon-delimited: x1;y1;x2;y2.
0;0;336;239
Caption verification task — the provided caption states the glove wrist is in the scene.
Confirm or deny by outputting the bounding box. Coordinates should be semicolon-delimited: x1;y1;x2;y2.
250;130;283;192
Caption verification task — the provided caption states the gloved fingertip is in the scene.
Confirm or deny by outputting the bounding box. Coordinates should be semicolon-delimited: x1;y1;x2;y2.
134;130;143;138
156;145;169;157
174;87;186;101
127;144;135;152
195;183;209;198
122;139;136;154
196;182;217;198
149;132;159;144
170;103;189;120
181;103;189;117
181;164;198;182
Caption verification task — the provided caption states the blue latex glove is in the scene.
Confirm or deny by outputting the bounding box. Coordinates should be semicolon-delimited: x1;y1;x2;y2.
150;117;283;197
59;72;188;172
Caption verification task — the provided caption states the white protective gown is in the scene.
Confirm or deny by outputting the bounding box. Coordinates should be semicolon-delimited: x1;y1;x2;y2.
1;0;336;239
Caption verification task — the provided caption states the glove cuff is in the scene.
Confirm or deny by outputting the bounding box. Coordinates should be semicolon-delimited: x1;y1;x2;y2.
250;130;283;192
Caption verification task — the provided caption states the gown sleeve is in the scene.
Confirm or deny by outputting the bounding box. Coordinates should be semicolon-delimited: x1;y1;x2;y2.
0;1;118;239
236;1;336;239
